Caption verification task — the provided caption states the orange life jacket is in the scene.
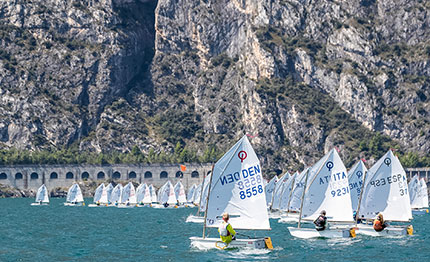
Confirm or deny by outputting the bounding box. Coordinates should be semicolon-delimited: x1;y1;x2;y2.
373;220;384;232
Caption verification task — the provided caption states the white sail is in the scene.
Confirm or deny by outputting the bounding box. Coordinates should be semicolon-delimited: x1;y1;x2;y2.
141;184;152;204
93;183;105;203
279;172;298;211
288;168;308;212
35;184;49;203
358;150;412;221
187;184;196;203
271;172;291;210
409;175;421;209
420;178;429;208
174;181;187;203
348;160;368;211
205;135;270;230
136;183;144;203
149;184;158;203
121;182;137;204
301;149;354;222
193;183;202;204
66;183;84;203
99;184;108;204
199;174;212;211
159;181;177;204
110;184;123;204
265;176;278;207
106;183;114;203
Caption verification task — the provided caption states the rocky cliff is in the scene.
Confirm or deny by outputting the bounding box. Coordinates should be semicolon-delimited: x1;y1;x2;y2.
0;0;429;174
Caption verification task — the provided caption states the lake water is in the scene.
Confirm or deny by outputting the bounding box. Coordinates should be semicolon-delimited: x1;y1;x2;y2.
0;198;429;261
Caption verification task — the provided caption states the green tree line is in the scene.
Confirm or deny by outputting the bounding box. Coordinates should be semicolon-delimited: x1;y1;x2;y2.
0;143;222;166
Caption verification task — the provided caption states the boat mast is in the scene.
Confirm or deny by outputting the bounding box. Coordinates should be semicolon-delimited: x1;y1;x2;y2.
355;170;368;226
196;171;207;215
297;169;310;229
202;164;215;238
284;173;297;217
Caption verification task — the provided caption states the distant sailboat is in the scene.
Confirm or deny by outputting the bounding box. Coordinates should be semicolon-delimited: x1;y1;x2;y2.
174;181;187;206
409;176;429;215
31;184;49;206
356;150;413;236
190;135;273;250
153;181;177;208
269;172;290;219
186;174;211;223
118;182;137;208
149;184;157;203
110;184;123;206
278;169;308;223
265;176;278;208
88;183;108;207
64;183;84;206
137;183;152;206
186;184;197;204
348;160;368;212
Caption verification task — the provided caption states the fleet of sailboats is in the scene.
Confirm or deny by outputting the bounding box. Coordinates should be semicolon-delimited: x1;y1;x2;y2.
27;143;428;249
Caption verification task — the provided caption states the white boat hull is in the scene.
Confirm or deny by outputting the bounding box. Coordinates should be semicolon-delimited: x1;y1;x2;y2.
278;213;300;224
30;203;49;206
186;215;204;223
412;208;429;215
355;224;412;236
151;204;180;209
64;202;84;206
190;237;270;250
88;203;109;207
117;204;136;208
268;211;281;219
288;227;354;239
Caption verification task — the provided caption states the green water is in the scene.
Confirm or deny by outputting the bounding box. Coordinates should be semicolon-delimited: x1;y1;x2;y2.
0;198;429;261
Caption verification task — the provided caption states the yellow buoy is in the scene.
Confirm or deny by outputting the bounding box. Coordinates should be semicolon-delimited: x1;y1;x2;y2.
264;237;273;249
426;209;429;213
407;225;413;235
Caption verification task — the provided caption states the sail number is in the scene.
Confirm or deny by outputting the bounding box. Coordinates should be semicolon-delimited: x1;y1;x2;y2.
331;186;350;197
238;174;264;199
369;174;404;187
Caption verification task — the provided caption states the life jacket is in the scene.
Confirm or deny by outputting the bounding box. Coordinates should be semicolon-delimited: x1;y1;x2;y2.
218;222;231;237
314;215;326;230
373;220;385;232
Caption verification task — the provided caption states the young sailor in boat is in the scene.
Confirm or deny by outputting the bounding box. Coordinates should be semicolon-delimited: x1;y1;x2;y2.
218;213;236;244
373;213;388;232
313;210;327;231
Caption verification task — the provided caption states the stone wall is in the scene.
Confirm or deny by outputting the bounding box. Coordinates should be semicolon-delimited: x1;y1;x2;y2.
0;163;212;191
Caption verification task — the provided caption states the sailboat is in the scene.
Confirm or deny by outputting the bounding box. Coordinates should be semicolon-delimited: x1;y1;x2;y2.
149;184;158;204
109;183;123;206
64;183;85;206
187;184;197;205
190;135;273;250
409;176;429;215
269;172;290;219
278;170;307;223
88;183;109;207
186;174;211;223
356;150;413;236
118;182;137;208
153;181;177;208
31;184;49;206
265;176;278;208
136;183;152;206
287;149;356;239
106;183;114;204
348;160;368;212
174;181;188;207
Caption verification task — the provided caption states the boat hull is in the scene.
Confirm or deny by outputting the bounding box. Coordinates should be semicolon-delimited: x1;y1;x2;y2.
64;203;84;206
278;213;300;224
190;237;270;250
288;227;353;239
355;224;412;236
186;215;204;223
88;203;109;207
412;208;429;215
30;203;49;206
151;204;179;209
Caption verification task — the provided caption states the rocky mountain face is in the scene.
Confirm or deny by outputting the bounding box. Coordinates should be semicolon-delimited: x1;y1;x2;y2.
0;0;429;174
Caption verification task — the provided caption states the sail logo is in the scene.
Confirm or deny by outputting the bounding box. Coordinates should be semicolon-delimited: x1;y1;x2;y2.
238;151;247;162
384;158;391;166
326;161;334;171
356;171;363;178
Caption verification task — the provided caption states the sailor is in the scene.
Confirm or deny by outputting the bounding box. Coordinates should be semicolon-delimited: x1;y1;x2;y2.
373;213;388;232
313;210;327;231
218;213;236;244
